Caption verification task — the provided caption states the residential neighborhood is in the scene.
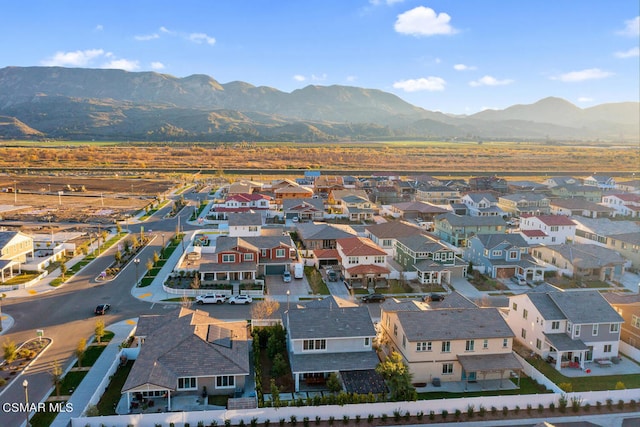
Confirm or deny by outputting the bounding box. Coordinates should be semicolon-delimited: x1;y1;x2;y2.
1;170;640;427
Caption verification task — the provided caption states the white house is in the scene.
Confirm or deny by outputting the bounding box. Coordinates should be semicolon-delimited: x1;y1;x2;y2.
519;214;576;245
336;236;390;288
601;194;640;218
461;193;505;217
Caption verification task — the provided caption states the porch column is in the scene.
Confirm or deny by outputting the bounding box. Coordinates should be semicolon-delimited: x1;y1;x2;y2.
579;351;586;370
126;392;131;412
555;351;562;371
168;391;171;411
294;373;300;392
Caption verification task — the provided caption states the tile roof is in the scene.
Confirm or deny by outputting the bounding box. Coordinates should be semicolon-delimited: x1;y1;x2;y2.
543;243;625;268
521;229;548;237
521;214;576;226
602;292;640;305
337;237;386;256
346;264;390;275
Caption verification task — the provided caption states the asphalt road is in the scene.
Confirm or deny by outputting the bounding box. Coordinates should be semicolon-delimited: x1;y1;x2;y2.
0;191;251;427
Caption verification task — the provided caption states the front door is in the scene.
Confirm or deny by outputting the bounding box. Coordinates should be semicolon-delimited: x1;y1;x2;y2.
461;370;477;382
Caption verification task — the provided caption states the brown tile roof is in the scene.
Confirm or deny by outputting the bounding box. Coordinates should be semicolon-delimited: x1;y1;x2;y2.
521;214;576;226
346;264;390;275
337;237;386;256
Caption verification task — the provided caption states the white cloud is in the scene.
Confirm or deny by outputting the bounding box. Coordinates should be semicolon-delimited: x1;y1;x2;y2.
550;68;614;82
454;63;477;71
41;49;105;67
395;6;457;36
311;74;327;81
188;33;216;45
393;76;446;92
577;96;594;103
102;59;140;71
469;75;513;87
95;24;103;31
293;75;306;82
614;47;640;58
151;62;165;70
135;33;160;41
160;26;172;33
346;75;357;82
618;16;639;36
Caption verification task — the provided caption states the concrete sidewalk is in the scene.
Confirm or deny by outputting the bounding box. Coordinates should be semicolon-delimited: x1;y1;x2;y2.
50;319;137;427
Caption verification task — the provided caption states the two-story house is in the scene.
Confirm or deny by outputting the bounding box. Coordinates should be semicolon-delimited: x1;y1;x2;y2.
339;195;377;222
550;185;603;202
468;176;508;193
507;284;623;371
209;193;272;220
380;294;522;385
549;198;615;219
415;185;462;205
274;185;314;205
583;175;616;190
122;308;250;410
461;193;505;217
282;198;325;222
572;217;640;269
434;213;507;248
464;234;544;282
336;236;389;288
395;234;467;285
543;176;579;188
365;221;426;257
601;194;640;218
530;243;625;282
602;293;640;349
199;235;297;284
296;223;357;251
388;201;448;222
0;231;34;282
227;212;263;237
284;296;384;393
519;214;576;245
497;193;550;217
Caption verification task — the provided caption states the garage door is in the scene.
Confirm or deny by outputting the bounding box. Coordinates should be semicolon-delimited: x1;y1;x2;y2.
265;265;286;275
497;267;516;278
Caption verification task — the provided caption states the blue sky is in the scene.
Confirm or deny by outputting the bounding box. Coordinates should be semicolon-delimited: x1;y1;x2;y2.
2;1;638;114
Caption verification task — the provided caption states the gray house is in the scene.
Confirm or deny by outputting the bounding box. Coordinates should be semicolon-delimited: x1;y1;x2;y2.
434;213;506;248
507;284;623;371
284;296;384;393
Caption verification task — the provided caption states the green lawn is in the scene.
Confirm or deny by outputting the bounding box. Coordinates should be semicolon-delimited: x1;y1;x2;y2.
527;357;640;391
417;377;551;400
28;401;67;427
97;361;134;415
75;345;105;368
60;371;87;392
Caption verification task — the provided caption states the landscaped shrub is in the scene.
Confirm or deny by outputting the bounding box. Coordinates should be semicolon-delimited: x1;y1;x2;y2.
584;403;591;412
538;403;544;413
367;414;374;424
571;396;583;412
328;416;335;426
416;411;423;421
403;411;410;421
491;406;497;416
596;401;602;411
549;402;556;412
502;406;508;416
290;415;297;426
342;415;349;425
380;414;387;423
279;419;285;427
251;418;258;427
606;399;613;410
515;405;520;414
615;381;626;390
526;404;532;414
466;405;474;418
454;409;461;419
316;416;321;425
478;406;486;417
441;410;448;419
393;410;400;421
355;415;361;424
559;395;568;413
631;399;637;409
618;399;624;409
303;417;309;427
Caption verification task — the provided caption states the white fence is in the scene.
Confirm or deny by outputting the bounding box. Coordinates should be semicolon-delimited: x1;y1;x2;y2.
514;353;563;393
71;388;640;427
621;341;640;363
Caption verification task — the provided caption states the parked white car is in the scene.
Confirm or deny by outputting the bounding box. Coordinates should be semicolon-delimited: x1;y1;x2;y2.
228;295;253;305
283;271;292;283
195;294;227;304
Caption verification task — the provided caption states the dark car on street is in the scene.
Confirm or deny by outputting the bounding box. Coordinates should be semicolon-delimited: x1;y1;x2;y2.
361;293;386;303
94;304;110;315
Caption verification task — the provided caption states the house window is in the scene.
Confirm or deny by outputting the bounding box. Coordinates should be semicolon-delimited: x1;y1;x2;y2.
374;256;385;263
592;324;599;336
566;322;572;334
275;249;286;258
512;303;518;311
492;250;502;257
222;254;236;263
536;338;542;350
465;340;475;351
261;249;268;257
303;339;327;351
509;251;518;259
402;335;406;348
574;325;581;337
610;324;620;333
364;337;370;346
521;329;526;339
416;342;432;352
216;376;235;388
483;339;488;349
552;321;560;330
503;338;509;348
441;341;451;353
348;256;358;264
178;377;197;390
604;344;612;353
442;363;454;375
522;309;528;320
244;253;254;261
632;315;640;329
393;324;398;336
382;239;393;247
249;226;258;232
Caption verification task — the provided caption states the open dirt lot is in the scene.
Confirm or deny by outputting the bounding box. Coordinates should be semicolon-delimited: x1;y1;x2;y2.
0;175;175;224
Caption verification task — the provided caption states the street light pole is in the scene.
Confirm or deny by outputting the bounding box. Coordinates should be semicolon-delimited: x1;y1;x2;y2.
13;181;17;204
23;379;29;426
286;289;290;312
0;293;5;332
161;233;165;257
134;258;140;286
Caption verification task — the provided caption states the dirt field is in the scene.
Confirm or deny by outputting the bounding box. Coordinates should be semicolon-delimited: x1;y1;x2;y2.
0;175;175;224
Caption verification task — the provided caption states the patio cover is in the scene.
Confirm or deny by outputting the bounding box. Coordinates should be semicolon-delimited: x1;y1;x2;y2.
290;351;379;374
457;352;523;372
544;333;589;352
340;369;387;394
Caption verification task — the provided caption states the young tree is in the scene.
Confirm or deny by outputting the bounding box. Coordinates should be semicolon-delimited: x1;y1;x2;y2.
271;353;287;378
270;379;281;408
59;262;67;279
116;222;122;234
250;298;280;322
75;338;86;368
375;351;416;401
153;251;160;264
114;250;122;265
95;319;105;344
146;259;153;272
50;359;63;397
326;372;342;393
2;339;17;363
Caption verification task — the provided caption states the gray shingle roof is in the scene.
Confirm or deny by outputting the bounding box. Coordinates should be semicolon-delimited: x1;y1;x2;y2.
122;308;249;392
287;304;375;340
395;307;514;341
396;234;446;253
475;233;528;250
289;350;380;373
541;243;625;268
548;291;623;324
436;213;506;227
296;223;357;240
228;212;263;227
365;221;424;239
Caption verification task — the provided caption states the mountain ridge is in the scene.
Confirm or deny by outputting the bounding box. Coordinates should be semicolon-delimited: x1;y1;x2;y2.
0;66;637;142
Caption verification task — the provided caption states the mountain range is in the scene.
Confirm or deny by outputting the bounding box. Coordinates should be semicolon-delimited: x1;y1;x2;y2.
0;66;637;142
